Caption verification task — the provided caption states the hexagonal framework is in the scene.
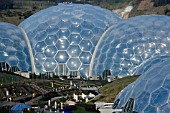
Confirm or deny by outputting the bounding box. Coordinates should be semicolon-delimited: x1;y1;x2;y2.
92;15;170;78
19;3;121;77
0;22;31;72
114;59;170;113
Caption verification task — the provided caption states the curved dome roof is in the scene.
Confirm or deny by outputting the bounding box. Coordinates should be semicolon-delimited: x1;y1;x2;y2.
0;22;31;71
91;15;170;78
114;58;170;113
19;3;121;76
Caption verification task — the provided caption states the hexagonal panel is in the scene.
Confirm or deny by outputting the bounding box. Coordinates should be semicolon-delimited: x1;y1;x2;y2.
162;76;170;90
81;29;94;39
144;105;158;113
45;34;58;45
34;52;46;65
13;41;24;50
34;41;46;52
36;22;48;32
68;34;82;45
116;43;127;53
123;48;134;59
18;61;29;71
92;27;104;36
70;17;83;25
0;42;6;51
56;38;70;50
80;40;92;51
58;29;70;38
55;51;69;63
150;88;169;107
16;51;26;61
81;14;95;22
145;74;164;92
67;45;81;57
131;56;143;65
79;65;89;78
156;43;167;54
135;91;150;112
111;63;122;75
81;21;94;30
113;53;123;63
105;58;113;69
93;19;107;29
79;52;92;64
145;43;155;52
134;45;145;55
121;59;132;70
6;46;17;55
35;64;45;74
46;24;59;35
7;56;18;66
2;39;13;47
142;52;151;60
44;45;57;57
67;58;81;70
43;58;57;72
0;51;8;62
35;31;47;42
96;64;104;75
69;24;82;33
58;20;72;29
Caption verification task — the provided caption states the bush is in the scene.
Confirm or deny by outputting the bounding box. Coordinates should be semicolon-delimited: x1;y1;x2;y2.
23;11;33;19
76;103;96;112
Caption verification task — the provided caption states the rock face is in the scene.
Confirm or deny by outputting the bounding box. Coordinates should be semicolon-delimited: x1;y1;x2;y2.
113;6;133;19
112;0;170;19
137;0;154;10
129;0;170;17
152;0;170;6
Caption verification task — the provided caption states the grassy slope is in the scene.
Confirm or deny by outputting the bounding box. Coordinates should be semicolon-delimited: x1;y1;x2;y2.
0;71;28;84
91;75;140;103
0;16;24;25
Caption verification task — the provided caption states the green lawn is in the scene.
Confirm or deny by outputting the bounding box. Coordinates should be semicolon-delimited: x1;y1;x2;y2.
91;75;140;103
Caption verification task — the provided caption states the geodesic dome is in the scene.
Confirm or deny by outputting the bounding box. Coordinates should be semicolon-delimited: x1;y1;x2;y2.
91;15;170;78
114;58;170;113
0;22;31;72
19;3;121;77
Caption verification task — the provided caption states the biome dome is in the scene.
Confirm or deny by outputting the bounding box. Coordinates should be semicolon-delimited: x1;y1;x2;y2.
91;15;170;78
114;58;170;113
0;22;31;72
19;3;121;77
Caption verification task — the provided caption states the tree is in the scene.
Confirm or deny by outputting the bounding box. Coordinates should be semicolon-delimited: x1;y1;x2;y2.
0;0;13;10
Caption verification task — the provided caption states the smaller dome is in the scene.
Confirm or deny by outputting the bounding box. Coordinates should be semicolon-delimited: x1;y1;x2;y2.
0;22;31;72
91;15;170;78
114;58;170;113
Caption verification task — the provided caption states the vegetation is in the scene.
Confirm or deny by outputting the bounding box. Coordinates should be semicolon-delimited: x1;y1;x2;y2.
91;75;140;103
99;0;134;10
74;103;99;113
0;71;28;85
